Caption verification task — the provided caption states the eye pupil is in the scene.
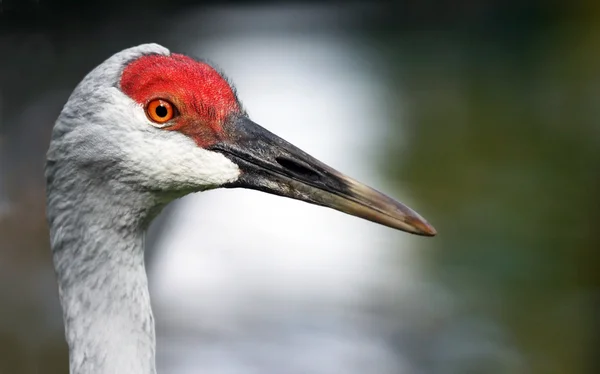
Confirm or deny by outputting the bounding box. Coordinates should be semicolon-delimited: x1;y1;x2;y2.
155;105;168;117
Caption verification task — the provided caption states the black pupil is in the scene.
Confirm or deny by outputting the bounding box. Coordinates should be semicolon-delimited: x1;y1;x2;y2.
155;105;168;117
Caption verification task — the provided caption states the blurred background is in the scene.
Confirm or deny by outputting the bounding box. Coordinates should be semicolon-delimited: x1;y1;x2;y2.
0;1;598;373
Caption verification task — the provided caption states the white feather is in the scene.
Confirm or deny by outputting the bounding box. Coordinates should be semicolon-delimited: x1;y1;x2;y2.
106;88;241;190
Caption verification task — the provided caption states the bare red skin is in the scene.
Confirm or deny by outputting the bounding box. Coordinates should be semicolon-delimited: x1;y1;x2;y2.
120;53;241;147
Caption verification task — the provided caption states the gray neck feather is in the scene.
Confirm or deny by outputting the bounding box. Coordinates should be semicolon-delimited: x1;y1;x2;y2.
47;171;161;374
46;43;171;374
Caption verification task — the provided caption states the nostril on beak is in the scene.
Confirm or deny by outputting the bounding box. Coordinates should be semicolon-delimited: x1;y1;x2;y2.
275;156;321;181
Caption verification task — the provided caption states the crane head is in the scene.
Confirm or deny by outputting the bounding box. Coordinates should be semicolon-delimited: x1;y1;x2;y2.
50;44;435;236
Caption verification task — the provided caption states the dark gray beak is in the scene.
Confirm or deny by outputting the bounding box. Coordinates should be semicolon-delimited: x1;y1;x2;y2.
209;116;436;236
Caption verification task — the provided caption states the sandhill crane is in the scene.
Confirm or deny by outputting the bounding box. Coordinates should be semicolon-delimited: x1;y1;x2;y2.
45;43;436;374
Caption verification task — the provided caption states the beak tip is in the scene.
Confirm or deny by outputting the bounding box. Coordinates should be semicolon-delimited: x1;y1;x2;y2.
421;223;437;236
406;216;437;237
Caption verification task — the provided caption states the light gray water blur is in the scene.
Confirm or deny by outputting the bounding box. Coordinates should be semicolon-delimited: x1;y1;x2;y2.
150;7;427;373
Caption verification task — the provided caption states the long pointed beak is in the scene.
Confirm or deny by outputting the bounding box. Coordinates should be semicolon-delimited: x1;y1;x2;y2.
210;116;436;236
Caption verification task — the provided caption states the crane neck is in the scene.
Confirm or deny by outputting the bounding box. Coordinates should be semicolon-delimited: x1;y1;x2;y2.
47;178;162;374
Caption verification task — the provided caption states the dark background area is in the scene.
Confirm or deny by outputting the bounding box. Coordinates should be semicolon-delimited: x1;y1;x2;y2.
1;1;598;373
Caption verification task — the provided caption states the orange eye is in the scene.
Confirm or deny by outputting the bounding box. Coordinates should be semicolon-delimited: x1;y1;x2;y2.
146;99;175;124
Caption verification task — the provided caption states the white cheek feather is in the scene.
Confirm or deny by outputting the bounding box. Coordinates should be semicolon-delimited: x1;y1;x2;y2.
102;88;241;190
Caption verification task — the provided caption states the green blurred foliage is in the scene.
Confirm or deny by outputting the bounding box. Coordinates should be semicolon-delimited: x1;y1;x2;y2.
383;14;599;374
